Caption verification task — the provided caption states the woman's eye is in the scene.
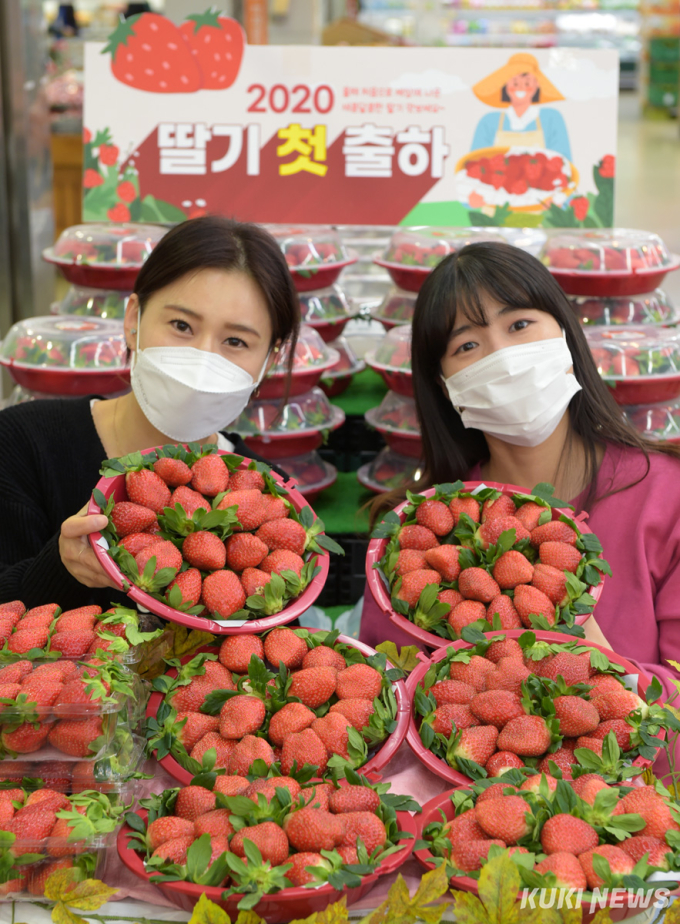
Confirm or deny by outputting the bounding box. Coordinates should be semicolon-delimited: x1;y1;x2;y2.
225;337;247;349
510;319;531;332
454;341;477;355
172;319;192;334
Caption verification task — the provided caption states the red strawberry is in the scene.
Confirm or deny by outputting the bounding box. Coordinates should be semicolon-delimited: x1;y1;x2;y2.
194;808;234;839
48;718;103;757
486;595;522;629
394;549;427;576
416;499;454;536
219;634;264;672
8;628;49;654
329;698;374;731
576;777;611;806
613;790;680;839
439;589;464;610
170;679;213;713
285;807;345;852
289;667;337;709
424;546;462;582
591;689;646;722
535;852;587;890
256;519;307;556
301;784;333;811
230;470;265;492
497;715;551;756
449;496;481;525
153;457;192;487
485;638;524;664
110;501;157;538
312;713;352;758
303;646;346;672
27;858;73;895
513;584;556;628
538;747;575;777
458;568;500;603
541;814;598;855
260;549;304;578
329;786;380;815
231;821;289;867
125;469;171;514
225;534;268;571
217;489;266;531
537;652;590;686
453;840;507;872
486;751;525;776
240;567;271;598
554;696;600;737
268;702;316;746
213;775;249;797
579;845;634;889
281;728;328;775
55;610;98;632
470;690;525;729
105;12;201;93
175;785;216;821
147;816;195;852
569;772;607;797
475;794;531;844
396;569;441;608
119;532;161;556
530;521;578;548
175;712;220;752
432;703;478;734
588;674;625;696
532;564;569;606
261;494;289;522
170;486;210;517
228;735;274;776
135;540;182;575
24;604;60;621
539;541;583;574
182;531;227;571
478;516;530;550
485;657;532;695
190;455;229;497
167;568;203;607
0;601;25;622
245;777;301;805
219;695;265;738
179;11;244;89
202;660;236;687
190;733;236;767
201;570;246;619
285;852;329;887
476;783;519;804
431;679;476;706
152;835;194;864
448;600;487;636
336;663;382;700
620;835;670;869
341;812;387;854
2;721;51;753
449;725;498;767
482;495;516;522
449;655;495;692
492;551;534;589
50;631;96;658
264;627;307;669
398;524;438;551
0;662;33;685
514;502;545;532
443;808;487;845
589;719;632;751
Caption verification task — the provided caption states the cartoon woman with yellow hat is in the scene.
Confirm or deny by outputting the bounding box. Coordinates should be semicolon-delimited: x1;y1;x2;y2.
471;53;571;160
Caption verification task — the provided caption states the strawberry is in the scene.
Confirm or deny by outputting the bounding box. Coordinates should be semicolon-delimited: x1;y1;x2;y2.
181;531;226;572
449;725;498;767
539;541;582;574
202;570;246;619
194;808;234;839
535;852;587;890
458;568;500;603
190;732;237;768
513;584;556;628
336;663;382;700
0;683;21;711
590;719;632;751
135;540;182;576
541;814;598;855
301;784;333;811
110;501;157;537
27;858;73;896
230;470;265;492
443;808;487;844
485;657;532;695
476;783;518;804
423;546;462;583
0;873;25;896
167;568;203;608
432;703;478;734
261;494;289;522
260;549;304;577
588;674;625;696
554;696;599;737
55;609;98;632
202;661;236;687
125;469;171;514
240;567;271;597
330;786;380;815
219;634;264;673
475;794;531;844
537;652;590;686
47;816;89;858
105;12;201;93
175;785;216;821
8;628;49;654
613;790;680;839
256;519;307;557
470;690;525;729
213;775;250;796
50;631;96;658
119;532;161;556
225;534;268;571
231;821;289;867
245;777;301;805
189;455;229;497
175;712;220;752
452;839;506;872
486;751;525;776
530;521;578;548
264;628;307;669
449;496;481;525
394;549;427;576
281;728;328;775
284;807;345;852
8;805;57;847
285;852;329;887
449;655;495;692
538;747;575;777
179;10;244;89
217;490;266;531
492;551;534;589
170;486;210;517
579;845;634;889
416;500;454;536
569;772;607;797
478;637;522;665
477;516;530;550
591;689;646;722
397;568;442;609
431;680;476;706
620;836;670;869
289;667;337;708
486;596;522;630
303;646;346;672
48;718;103;757
482;495;515;522
219;695;265;738
153;457;192;487
311;713;352;758
228;735;274;776
329;698;374;731
531;564;569;606
439;589;464;610
576;777;611;805
497;715;551;756
519;773;559;794
152;835;195;864
0;601;25;621
24;604;60;622
341;811;387;854
448;600;487;636
2;721;51;753
398;524;438;551
170;679;213;713
514;502;545;532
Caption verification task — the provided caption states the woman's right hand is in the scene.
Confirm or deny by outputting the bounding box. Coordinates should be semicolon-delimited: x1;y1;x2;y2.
59;505;118;589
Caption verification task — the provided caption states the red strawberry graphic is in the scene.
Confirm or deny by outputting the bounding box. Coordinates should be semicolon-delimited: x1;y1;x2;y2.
104;13;201;94
179;11;245;90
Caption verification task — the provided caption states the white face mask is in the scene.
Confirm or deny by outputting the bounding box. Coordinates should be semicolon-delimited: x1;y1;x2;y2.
442;337;582;448
130;322;269;442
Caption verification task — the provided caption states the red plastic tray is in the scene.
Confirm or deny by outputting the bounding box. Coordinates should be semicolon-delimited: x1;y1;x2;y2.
146;634;411;786
366;481;605;649
320;373;354;398
305;316;355;344
258;358;341;401
0;361;131;397
364;361;413;398
289;255;358;293
42;250;144;291
296;466;338;503
87;449;330;636
372;257;431;294
118;805;417;921
382;431;422;458
549;257;680;298
242;407;345;459
607;375;680;406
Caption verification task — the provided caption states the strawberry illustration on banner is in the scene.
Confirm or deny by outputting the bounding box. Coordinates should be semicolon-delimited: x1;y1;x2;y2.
179;10;245;90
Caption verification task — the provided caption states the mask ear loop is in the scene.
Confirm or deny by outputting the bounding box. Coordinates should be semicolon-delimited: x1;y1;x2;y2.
129;310;141;370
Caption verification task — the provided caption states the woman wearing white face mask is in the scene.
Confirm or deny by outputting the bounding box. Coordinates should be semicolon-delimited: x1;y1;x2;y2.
361;242;680;713
0;217;299;609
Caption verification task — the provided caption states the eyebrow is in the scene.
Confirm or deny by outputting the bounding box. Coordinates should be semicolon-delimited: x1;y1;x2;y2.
449;305;531;339
163;304;261;339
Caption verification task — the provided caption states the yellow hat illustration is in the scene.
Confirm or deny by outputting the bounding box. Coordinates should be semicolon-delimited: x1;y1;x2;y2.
473;53;565;108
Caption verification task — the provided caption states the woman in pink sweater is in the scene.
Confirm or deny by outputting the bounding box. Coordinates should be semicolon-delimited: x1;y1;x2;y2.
360;242;680;711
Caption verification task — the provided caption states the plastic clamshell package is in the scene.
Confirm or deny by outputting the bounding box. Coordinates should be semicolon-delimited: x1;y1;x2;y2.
235;388;345;457
357;447;423;495
365;325;413;396
259;325;340;399
321;335;366;379
265;224;357;291
279;451;337;501
0;836;111;901
569;289;678;327
371;287;417;328
586;324;680;404
55;285;131;320
365;390;420;435
299;285;355;323
624;398;680;442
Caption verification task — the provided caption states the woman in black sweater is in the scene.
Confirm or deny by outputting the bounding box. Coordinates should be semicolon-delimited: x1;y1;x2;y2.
0;217;299;609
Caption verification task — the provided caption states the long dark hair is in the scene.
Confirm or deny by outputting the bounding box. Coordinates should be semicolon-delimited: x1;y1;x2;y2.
372;242;680;522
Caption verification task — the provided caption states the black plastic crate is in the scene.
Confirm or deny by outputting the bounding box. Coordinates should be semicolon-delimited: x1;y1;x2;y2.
315;533;371;608
320;415;385;472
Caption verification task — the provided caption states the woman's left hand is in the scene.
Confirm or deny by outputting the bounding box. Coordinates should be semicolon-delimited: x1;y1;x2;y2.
581;614;612;650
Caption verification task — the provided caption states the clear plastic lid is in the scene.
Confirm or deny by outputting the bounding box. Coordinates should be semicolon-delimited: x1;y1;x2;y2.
51;223;166;267
381;226;506;268
281;451;336;492
541;229;677;274
585;325;680;377
268;325;339;375
361;446;423;491
233;387;341;435
299;285;356;322
323;335;365;378
624;399;680;441
265;224;350;269
499;227;547;257
56;286;130;320
372;287;417;325
569;290;678;327
366;390;420;434
0;317;128;369
370;325;412;370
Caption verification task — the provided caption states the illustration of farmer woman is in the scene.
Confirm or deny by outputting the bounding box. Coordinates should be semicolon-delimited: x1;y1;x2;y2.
470;53;571;161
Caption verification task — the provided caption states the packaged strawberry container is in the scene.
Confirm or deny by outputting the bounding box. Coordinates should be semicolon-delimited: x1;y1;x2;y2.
53;285;130;320
259;325;340;400
319;336;365;398
232;387;345;459
0;316;129;396
278;451;337;502
298;285;359;343
364;325;412;396
87;445;339;635
146;630;410;785
266;225;358;292
366;391;421;458
366;481;609;648
569;289;678;327
371;287;417;329
585;325;680;404
498;227;547;257
42;222;166;289
357;447;422;495
118;769;418;920
374;227;507;293
541;229;680;297
624;398;680;442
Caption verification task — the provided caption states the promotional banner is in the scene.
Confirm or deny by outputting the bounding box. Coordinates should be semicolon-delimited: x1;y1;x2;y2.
83;12;618;228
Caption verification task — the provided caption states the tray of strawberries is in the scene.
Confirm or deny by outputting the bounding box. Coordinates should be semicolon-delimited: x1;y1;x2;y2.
541;229;680;297
298;286;359;343
366;390;422;458
259;325;340;400
624;398;680;443
87;445;341;635
406;628;667;787
319;336;365;399
371;287;418;329
52;285;131;320
266;225;358;293
357;448;422;495
569;289;678;327
586;325;680;405
279;452;338;503
364;325;413;397
42;223;166;290
118;770;418;919
367;481;610;648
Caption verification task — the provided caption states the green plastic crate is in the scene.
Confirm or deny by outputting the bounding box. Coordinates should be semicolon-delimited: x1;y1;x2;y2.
649;37;680;62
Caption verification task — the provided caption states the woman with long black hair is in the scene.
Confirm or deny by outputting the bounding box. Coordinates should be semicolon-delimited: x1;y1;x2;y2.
361;242;680;703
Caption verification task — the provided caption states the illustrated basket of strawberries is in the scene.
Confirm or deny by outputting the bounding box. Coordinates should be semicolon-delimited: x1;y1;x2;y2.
367;480;609;648
54;285;131;320
569;289;679;328
278;452;337;503
266;225;358;293
87;444;341;636
624;398;680;443
258;325;341;400
298;285;359;343
144;627;410;786
541;229;680;297
364;325;413;397
357;447;422;495
319;335;365;399
0;316;130;396
117;767;418;919
405;628;668;789
586;325;680;405
0;786;128;900
371;286;418;329
414;774;680;921
42;222;166;290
